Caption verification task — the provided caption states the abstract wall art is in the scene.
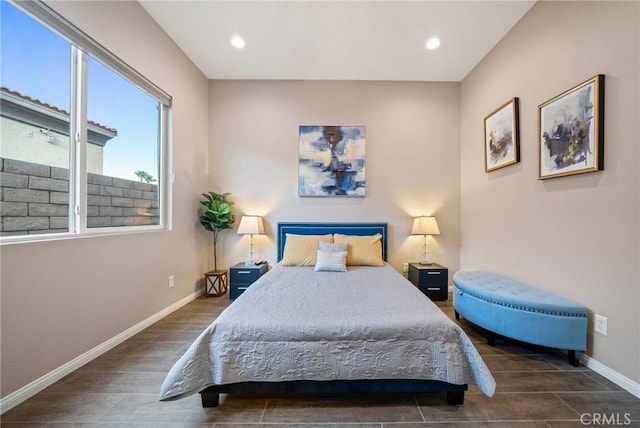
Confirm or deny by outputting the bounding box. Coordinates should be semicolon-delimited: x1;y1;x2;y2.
298;125;366;196
538;75;605;179
484;97;520;172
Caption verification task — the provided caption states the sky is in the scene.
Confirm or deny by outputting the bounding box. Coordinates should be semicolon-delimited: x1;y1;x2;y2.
0;1;159;181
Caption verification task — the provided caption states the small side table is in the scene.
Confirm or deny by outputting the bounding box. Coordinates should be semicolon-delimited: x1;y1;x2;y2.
408;262;449;301
203;270;228;297
229;262;268;299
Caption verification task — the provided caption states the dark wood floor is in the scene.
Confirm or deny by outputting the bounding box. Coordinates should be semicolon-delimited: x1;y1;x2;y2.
2;293;639;427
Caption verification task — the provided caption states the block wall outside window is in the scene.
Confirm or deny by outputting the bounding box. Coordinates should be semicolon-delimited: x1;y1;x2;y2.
0;157;158;236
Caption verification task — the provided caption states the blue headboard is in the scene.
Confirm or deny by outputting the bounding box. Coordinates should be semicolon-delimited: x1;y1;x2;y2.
277;222;388;262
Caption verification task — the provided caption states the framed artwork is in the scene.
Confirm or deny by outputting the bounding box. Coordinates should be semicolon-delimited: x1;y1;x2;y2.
298;125;366;196
538;74;605;179
484;97;520;172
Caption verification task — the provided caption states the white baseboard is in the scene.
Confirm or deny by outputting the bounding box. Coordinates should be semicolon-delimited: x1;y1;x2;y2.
0;289;202;414
581;354;640;399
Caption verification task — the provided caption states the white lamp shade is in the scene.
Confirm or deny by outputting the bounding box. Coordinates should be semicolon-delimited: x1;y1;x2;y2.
237;216;265;235
411;216;440;235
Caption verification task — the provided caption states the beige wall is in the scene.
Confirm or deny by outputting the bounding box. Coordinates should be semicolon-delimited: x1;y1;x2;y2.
460;1;639;383
208;80;462;274
0;1;211;398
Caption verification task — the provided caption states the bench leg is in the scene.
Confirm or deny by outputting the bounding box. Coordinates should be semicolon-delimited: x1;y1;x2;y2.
568;350;580;367
454;310;460;320
486;331;496;347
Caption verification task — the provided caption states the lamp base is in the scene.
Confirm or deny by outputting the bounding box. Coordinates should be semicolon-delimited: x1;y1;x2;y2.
419;261;434;265
244;260;255;266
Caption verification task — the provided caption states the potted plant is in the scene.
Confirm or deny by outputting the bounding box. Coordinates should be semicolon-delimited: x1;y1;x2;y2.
199;191;235;271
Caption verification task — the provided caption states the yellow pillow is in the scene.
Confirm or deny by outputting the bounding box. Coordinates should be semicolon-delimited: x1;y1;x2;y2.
333;233;384;266
282;234;333;266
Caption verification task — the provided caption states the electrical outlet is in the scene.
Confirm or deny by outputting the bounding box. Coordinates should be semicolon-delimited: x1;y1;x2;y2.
595;314;607;335
168;275;175;288
403;263;409;272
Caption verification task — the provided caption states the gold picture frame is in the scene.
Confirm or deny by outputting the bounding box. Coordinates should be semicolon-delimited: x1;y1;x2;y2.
538;75;605;179
484;97;520;172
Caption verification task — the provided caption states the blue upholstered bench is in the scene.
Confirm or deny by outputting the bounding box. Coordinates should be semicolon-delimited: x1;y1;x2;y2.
453;270;587;366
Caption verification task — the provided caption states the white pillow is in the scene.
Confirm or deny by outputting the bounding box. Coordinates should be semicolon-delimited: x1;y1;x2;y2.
314;250;348;272
318;241;349;252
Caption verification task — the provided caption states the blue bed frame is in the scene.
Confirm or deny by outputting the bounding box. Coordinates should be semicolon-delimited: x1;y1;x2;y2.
277;222;388;262
200;222;467;407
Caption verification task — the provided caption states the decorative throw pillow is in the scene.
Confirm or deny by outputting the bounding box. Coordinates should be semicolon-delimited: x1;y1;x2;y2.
281;234;333;266
318;241;349;252
314;250;348;272
333;233;384;266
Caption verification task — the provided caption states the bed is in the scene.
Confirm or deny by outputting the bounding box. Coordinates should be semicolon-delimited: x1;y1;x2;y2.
159;222;495;406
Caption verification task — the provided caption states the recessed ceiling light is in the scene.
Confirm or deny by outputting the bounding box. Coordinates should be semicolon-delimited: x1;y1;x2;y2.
426;38;441;50
231;36;245;49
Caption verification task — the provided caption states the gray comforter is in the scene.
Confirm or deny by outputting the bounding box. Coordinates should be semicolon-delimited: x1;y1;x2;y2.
159;263;496;400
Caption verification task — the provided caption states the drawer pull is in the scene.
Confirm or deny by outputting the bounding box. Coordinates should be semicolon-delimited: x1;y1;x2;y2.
427;287;441;291
237;286;249;290
237;271;252;274
427;272;441;275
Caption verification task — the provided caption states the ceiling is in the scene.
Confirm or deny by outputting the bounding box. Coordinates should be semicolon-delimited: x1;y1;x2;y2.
138;1;535;82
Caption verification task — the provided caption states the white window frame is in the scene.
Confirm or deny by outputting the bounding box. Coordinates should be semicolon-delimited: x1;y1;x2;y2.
1;0;172;244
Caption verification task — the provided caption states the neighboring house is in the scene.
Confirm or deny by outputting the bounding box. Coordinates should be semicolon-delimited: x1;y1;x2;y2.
0;86;117;174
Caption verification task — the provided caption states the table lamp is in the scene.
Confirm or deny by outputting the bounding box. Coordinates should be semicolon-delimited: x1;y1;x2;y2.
411;216;440;265
237;216;265;266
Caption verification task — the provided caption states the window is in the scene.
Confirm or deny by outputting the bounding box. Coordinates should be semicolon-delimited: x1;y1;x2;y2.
0;1;171;241
85;57;162;228
0;3;72;235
